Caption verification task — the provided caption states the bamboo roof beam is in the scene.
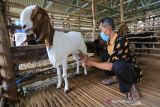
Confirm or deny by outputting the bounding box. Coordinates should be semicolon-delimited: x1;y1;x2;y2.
81;0;119;13
5;1;92;18
48;0;91;11
120;0;124;23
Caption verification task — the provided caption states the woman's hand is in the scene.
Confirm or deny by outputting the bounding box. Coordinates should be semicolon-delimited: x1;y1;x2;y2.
79;54;92;68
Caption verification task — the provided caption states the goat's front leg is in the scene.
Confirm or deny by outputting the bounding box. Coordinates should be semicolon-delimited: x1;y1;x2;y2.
56;66;62;89
83;65;87;75
62;60;69;92
73;54;87;75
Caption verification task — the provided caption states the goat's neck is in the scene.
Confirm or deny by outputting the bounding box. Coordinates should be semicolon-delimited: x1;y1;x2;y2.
45;26;55;49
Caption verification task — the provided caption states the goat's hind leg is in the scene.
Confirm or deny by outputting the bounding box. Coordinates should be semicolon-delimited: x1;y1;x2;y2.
56;66;62;89
83;65;87;75
62;60;69;93
73;54;87;75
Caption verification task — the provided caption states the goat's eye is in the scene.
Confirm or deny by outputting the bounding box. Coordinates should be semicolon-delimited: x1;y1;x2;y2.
23;25;26;29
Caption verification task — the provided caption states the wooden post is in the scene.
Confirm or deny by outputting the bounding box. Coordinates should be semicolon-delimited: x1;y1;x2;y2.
120;0;124;23
92;0;96;40
66;17;70;29
78;16;80;30
0;1;18;103
51;13;54;27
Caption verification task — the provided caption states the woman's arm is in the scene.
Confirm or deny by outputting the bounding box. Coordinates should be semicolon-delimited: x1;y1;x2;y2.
88;56;101;62
80;54;112;71
87;60;112;71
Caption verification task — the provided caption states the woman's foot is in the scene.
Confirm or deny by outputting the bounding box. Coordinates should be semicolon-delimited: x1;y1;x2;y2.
102;76;118;85
126;84;140;101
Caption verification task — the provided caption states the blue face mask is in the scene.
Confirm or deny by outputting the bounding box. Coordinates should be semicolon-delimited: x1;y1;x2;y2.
99;32;109;42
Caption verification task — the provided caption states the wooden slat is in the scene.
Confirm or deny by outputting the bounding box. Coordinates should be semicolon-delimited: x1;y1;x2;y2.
30;93;38;107
41;89;56;107
18;64;53;73
60;90;80;107
5;1;92;18
47;87;62;107
50;86;67;107
11;45;48;64
54;89;74;107
0;1;18;102
38;90;50;107
11;44;46;51
15;57;160;107
134;53;160;57
18;72;56;87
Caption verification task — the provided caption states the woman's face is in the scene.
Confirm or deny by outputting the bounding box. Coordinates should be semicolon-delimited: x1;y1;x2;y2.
99;23;112;36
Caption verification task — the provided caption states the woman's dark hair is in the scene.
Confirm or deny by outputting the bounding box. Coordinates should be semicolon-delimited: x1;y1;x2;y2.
100;17;115;30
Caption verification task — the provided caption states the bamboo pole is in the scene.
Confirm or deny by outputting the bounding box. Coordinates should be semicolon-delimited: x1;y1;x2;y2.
120;0;124;23
78;16;80;30
5;1;92;18
92;0;96;40
0;1;18;102
48;0;90;11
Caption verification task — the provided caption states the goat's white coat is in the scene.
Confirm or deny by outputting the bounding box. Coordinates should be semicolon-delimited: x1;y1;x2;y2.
20;5;36;31
20;5;87;92
47;31;87;67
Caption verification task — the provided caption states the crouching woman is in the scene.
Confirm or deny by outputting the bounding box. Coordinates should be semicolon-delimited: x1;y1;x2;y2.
80;17;142;101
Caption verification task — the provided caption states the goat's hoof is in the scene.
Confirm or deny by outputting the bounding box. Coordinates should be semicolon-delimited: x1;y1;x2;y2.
56;85;61;89
84;72;87;76
64;88;69;93
75;72;80;76
75;72;80;75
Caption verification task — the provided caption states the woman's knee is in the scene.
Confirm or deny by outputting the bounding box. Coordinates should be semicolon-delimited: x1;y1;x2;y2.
112;59;127;72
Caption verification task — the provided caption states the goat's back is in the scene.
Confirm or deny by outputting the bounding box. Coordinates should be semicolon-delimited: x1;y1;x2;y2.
47;31;87;66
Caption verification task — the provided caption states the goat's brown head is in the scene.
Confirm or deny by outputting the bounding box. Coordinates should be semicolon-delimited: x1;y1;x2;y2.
117;23;129;36
20;5;53;45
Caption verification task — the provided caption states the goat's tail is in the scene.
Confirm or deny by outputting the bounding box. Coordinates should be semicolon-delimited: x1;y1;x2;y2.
79;39;87;55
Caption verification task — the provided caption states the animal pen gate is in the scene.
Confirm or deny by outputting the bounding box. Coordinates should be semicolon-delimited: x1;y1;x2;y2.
125;12;160;57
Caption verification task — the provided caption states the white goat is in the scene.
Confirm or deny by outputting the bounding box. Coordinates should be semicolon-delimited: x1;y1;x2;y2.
20;5;87;92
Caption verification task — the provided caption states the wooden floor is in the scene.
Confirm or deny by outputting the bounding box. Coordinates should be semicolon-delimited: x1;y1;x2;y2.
15;57;160;107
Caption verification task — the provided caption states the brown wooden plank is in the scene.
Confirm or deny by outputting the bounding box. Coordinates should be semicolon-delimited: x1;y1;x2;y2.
19;97;26;107
72;88;96;107
14;101;20;107
69;90;88;107
54;89;74;107
60;89;81;107
35;92;44;107
71;78;128;107
60;87;87;107
74;90;97;107
0;2;18;102
72;85;105;107
49;86;67;107
84;79;130;106
38;90;50;107
71;80;109;106
42;88;56;107
80;83;125;107
30;93;38;107
47;87;62;107
25;95;31;107
18;64;53;73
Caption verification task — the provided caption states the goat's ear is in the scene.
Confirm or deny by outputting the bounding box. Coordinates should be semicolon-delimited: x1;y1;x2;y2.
31;6;50;42
35;15;50;42
31;7;44;25
31;6;40;21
